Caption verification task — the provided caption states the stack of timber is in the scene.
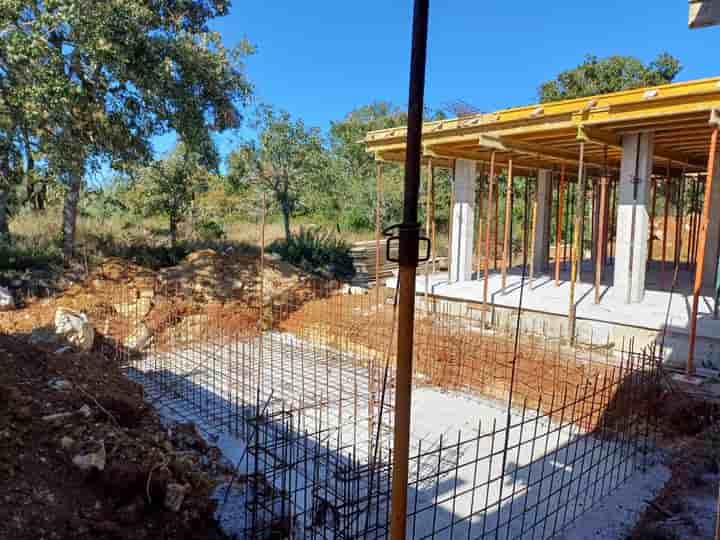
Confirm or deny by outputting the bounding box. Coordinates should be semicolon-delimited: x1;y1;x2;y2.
349;239;447;287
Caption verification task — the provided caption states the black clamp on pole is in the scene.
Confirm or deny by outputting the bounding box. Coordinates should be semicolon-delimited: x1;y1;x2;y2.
383;223;431;266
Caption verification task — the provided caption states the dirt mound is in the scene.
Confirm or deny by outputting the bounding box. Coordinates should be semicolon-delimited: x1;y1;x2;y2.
0;250;323;352
0;334;231;540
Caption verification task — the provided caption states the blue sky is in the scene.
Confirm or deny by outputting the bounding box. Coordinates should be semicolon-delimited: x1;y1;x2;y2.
152;1;720;160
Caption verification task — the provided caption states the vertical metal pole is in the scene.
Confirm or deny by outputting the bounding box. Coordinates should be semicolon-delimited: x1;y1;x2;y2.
430;164;436;274
648;176;658;265
555;164;566;285
529;173;538;286
502;159;513;289
483;152;496;305
676;170;686;269
494;175;500;270
390;1;429;538
595;172;609;304
661;161;672;288
424;159;433;304
569;142;586;343
687;125;719;376
259;192;266;328
449;165;455;281
376;162;383;304
475;162;485;280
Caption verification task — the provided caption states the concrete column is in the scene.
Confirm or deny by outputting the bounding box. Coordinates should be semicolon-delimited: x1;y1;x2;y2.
451;159;476;282
532;169;552;273
702;152;720;287
613;132;655;303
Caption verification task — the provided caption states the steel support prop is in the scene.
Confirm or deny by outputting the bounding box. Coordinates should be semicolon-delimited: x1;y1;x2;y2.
569;142;586;343
390;1;429;538
502;160;513;289
483;152;496;306
687;120;719;376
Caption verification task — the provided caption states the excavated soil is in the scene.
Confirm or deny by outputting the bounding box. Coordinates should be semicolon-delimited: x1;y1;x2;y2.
0;334;231;540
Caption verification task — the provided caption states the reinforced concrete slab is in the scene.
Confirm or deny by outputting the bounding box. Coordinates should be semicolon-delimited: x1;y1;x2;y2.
388;260;720;371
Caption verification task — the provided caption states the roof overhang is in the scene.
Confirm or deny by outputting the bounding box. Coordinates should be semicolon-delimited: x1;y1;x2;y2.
365;77;720;177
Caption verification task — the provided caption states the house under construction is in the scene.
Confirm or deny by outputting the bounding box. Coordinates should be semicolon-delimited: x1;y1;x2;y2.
364;76;720;376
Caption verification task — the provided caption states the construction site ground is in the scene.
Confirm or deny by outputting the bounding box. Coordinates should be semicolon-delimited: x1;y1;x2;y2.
0;249;719;539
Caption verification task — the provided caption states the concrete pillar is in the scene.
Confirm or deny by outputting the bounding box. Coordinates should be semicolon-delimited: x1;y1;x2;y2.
702;152;720;287
613;132;655;303
532;169;552;273
451;159;476;282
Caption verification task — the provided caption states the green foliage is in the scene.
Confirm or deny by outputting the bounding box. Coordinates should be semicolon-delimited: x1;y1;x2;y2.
227;105;327;239
268;227;355;280
1;0;254;256
122;144;216;244
0;240;63;272
196;219;225;242
539;53;681;102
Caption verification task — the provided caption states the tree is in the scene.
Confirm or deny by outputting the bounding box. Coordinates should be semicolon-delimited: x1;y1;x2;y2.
326;102;407;230
326;102;450;231
124;144;212;246
539;53;681;103
228;105;326;240
1;0;253;259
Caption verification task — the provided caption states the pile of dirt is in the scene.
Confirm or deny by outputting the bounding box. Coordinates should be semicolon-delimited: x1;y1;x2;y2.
0;334;233;540
0;249;325;352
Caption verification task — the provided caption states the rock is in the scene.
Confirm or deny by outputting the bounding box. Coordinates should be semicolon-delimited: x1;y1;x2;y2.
123;323;152;352
54;308;95;351
42;412;75;423
341;284;367;295
0;287;14;311
73;441;106;472
77;404;92;418
49;378;72;391
60;436;75;450
113;297;152;320
164;483;189;512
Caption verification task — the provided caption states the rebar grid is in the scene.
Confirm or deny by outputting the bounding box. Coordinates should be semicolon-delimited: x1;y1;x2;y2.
55;268;659;540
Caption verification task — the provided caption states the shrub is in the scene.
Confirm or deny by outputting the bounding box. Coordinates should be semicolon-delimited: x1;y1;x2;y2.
0;241;63;273
196;219;225;242
269;227;355;280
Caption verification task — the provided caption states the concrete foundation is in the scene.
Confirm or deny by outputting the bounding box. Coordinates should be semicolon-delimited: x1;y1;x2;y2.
388;263;720;373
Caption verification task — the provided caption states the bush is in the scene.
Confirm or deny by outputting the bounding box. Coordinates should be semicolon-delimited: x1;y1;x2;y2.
196;219;225;242
269;227;355;280
0;241;63;273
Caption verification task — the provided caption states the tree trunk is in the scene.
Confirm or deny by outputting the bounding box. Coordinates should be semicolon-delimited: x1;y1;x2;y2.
169;213;178;247
281;208;291;241
0;188;10;244
62;171;83;261
0;154;11;244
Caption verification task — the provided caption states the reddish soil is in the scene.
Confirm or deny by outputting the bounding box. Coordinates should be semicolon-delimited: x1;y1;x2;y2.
0;334;230;540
